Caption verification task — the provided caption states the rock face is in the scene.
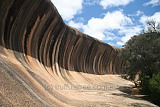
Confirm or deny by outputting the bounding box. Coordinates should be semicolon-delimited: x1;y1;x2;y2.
0;0;157;107
0;0;122;75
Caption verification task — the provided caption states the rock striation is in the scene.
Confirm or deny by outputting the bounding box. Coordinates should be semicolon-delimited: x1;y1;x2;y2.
0;0;157;107
0;0;122;75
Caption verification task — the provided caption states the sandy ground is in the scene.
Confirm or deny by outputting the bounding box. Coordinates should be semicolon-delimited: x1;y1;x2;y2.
0;51;158;107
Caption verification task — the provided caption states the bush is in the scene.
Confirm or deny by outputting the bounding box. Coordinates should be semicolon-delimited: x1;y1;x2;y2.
141;77;150;94
148;74;160;105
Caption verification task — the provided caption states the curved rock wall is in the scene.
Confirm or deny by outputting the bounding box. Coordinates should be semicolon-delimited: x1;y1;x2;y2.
0;0;142;107
0;0;122;75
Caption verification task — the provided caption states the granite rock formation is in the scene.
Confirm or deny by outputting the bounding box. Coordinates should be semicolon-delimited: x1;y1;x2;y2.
0;0;157;106
0;0;123;75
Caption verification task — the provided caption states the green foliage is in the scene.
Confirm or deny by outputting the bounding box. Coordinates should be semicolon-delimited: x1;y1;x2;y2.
121;32;160;80
149;74;160;105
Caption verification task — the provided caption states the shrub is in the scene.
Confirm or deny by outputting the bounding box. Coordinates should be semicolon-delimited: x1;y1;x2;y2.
148;73;160;105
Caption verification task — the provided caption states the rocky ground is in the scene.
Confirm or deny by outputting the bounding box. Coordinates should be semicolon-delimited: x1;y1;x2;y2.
0;53;157;106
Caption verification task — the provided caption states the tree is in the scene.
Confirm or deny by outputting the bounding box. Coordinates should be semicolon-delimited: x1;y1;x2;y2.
121;32;160;82
146;20;160;33
120;20;160;105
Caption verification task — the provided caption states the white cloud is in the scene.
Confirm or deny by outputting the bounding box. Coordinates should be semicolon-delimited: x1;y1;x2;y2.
51;0;83;21
140;12;160;31
65;10;144;46
144;0;160;6
68;11;137;46
84;0;99;5
82;11;133;40
128;11;144;17
140;12;160;24
116;41;124;46
136;11;144;16
68;21;84;29
100;0;134;9
119;26;143;43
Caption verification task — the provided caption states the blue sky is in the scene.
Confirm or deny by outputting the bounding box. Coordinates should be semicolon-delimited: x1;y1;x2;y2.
51;0;160;47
